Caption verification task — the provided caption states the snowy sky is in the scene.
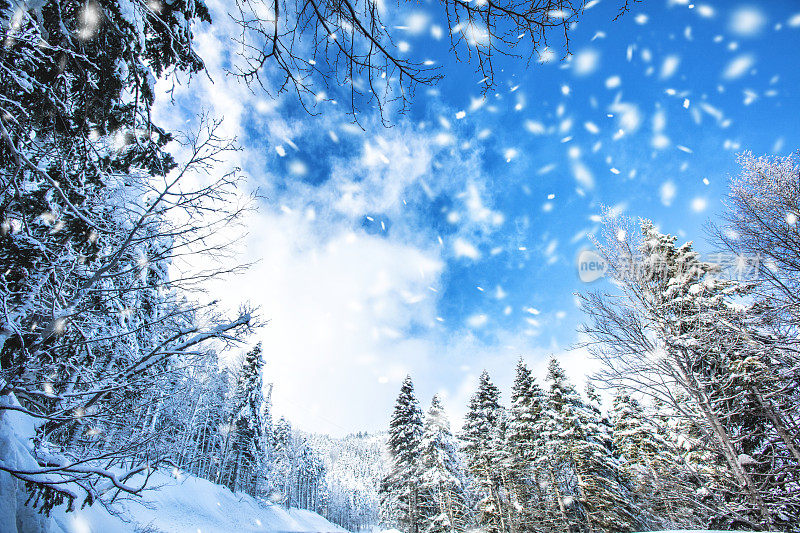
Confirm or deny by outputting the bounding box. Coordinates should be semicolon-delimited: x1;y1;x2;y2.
154;0;800;436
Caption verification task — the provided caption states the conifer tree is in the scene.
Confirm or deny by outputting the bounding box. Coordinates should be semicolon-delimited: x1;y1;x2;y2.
220;344;270;495
270;416;295;506
575;382;641;532
538;359;640;533
461;370;510;533
610;392;709;529
506;359;545;532
581;217;800;529
536;358;588;532
380;376;424;533
419;394;472;533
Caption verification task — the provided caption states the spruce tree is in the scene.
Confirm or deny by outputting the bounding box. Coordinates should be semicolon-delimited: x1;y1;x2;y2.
506;359;545;532
380;375;424;533
418;394;472;533
221;344;269;495
610;392;708;529
640;221;792;527
581;218;800;529
461;370;510;533
538;359;640;533
271;416;295;506
574;382;641;532
536;358;585;532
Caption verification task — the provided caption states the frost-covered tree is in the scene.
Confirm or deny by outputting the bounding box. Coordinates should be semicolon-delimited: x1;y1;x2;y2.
461;370;511;533
537;359;640;533
506;359;546;532
576;382;641;532
717;153;800;330
0;0;256;510
175;357;235;482
310;431;386;531
716;153;800;497
218;344;270;495
610;392;706;529
380;375;424;533
580;216;800;530
418;394;472;533
270;416;296;505
229;0;601;117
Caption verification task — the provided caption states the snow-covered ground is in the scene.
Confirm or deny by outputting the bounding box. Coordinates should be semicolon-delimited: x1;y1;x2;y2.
0;393;348;533
48;470;349;533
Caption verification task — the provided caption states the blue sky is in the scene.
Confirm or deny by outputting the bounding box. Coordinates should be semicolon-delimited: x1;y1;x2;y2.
156;0;800;435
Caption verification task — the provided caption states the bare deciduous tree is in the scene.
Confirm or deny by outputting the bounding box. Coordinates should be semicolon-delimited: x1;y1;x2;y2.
230;0;594;120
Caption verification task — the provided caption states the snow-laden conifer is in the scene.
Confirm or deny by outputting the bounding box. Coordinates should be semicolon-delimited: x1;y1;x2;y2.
418;394;473;532
380;375;424;533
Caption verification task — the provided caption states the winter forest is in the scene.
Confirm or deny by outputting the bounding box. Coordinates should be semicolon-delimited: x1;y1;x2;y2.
1;0;800;532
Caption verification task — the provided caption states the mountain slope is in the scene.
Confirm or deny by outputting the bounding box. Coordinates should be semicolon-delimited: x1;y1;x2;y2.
49;470;349;533
0;392;347;533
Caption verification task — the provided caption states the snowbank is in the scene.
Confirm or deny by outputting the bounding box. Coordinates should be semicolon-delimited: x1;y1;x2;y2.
49;470;350;533
0;392;348;533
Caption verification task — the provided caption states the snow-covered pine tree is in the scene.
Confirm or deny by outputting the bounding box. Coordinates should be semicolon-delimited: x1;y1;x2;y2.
270;416;296;506
639;222;798;528
506;359;546;532
575;382;641;532
611;392;716;529
461;370;510;533
418;394;472;533
536;358;585;532
380;375;424;533
219;343;270;496
537;359;640;533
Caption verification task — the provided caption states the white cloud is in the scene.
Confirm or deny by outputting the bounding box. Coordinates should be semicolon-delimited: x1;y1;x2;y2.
203;207;445;434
